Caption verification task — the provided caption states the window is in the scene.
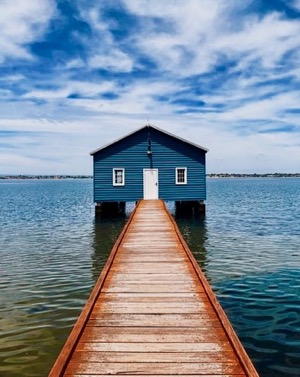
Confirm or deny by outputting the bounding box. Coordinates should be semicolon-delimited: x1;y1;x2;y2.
176;167;187;184
113;168;125;186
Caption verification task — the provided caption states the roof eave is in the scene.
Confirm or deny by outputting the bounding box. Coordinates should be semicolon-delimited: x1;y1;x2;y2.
89;125;148;155
149;124;209;153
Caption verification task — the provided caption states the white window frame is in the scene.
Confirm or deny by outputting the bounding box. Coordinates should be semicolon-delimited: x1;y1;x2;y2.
113;168;125;186
176;167;187;185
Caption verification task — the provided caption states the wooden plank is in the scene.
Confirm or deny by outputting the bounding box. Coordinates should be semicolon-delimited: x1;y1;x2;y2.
103;280;199;286
109;267;193;274
120;243;180;247
101;284;203;293
97;292;200;299
75;341;231;353
116;255;188;261
64;361;245;375
67;375;246;377
102;281;202;289
87;313;220;327
119;247;182;253
71;350;238;363
80;327;228;343
104;275;197;284
93;302;212;314
99;293;208;302
106;273;195;280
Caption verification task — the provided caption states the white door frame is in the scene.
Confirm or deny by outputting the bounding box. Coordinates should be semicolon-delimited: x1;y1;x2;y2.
143;169;159;199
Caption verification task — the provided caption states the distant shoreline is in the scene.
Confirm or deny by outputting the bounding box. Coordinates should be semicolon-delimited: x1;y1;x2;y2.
0;175;93;180
1;174;299;180
207;173;300;178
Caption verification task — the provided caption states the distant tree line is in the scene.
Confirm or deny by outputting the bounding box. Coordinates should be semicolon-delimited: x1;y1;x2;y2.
0;175;93;180
207;173;300;178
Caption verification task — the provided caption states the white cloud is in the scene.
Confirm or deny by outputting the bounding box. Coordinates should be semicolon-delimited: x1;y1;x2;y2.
0;74;25;82
122;1;300;77
65;58;85;69
123;0;224;75
216;13;300;69
0;89;12;98
89;50;133;72
0;0;57;62
75;2;135;72
218;92;300;122
67;79;182;116
291;0;300;11
23;80;116;100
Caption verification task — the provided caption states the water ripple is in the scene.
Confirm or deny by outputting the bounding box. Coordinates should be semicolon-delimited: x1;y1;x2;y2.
210;270;300;376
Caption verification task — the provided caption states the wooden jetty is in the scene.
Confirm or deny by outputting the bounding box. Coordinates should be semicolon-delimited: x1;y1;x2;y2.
49;200;259;376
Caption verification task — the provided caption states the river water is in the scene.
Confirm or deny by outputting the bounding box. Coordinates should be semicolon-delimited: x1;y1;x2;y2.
0;178;299;376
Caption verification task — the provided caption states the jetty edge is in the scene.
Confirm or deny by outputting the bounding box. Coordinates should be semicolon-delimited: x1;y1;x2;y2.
49;199;259;376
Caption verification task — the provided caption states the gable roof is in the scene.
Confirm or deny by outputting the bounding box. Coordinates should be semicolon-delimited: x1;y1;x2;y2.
90;124;208;155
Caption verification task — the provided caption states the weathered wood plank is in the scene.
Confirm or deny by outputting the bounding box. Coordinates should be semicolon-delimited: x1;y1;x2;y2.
67;375;246;377
64;361;245;375
71;350;238;363
115;256;188;263
102;284;204;294
93;302;212;314
99;293;208;302
75;341;231;353
87;313;220;327
108;267;193;275
103;279;198;286
80;327;227;343
118;248;184;254
106;274;193;282
97;292;200;299
103;273;196;284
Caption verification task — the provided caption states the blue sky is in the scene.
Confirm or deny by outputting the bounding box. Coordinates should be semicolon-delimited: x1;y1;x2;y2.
1;0;300;174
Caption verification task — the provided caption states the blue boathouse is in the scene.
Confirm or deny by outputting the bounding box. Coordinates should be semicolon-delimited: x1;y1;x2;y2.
90;124;208;215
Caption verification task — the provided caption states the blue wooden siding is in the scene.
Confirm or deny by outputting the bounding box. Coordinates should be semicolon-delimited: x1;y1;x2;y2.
93;127;206;202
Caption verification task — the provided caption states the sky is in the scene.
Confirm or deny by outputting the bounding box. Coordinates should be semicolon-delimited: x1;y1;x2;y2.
1;0;300;175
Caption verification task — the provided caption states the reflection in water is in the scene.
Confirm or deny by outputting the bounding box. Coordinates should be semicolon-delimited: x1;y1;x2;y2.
91;217;127;282
165;200;208;272
175;213;208;272
91;202;135;282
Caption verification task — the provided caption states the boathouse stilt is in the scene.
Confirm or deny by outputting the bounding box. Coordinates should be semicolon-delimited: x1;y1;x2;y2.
95;201;125;217
175;200;205;216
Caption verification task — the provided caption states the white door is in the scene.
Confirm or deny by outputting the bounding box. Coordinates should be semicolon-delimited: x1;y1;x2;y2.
143;169;159;199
